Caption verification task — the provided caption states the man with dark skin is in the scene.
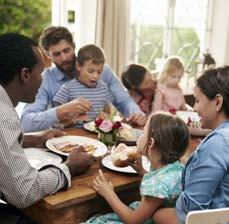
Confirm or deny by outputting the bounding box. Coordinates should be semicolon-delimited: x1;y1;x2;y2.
0;33;93;224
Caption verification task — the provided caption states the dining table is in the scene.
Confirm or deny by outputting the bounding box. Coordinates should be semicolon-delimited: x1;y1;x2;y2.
22;127;201;224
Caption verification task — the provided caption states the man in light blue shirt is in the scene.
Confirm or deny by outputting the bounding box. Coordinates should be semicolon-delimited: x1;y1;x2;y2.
21;26;146;132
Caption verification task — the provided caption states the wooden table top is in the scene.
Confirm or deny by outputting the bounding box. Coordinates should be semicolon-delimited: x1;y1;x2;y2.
23;127;201;224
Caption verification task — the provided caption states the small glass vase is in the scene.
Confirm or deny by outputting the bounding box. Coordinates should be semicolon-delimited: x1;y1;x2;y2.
98;131;117;147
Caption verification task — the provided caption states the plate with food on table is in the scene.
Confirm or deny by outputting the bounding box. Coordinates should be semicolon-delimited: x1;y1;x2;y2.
102;143;150;174
46;135;107;157
176;111;211;136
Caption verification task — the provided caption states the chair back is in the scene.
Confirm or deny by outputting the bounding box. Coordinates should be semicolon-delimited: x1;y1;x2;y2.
186;208;229;224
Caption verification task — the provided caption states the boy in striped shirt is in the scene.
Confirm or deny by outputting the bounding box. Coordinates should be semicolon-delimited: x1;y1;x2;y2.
53;44;113;126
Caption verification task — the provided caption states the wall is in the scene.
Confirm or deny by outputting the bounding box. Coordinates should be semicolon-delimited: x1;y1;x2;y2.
51;0;97;52
52;0;229;66
209;0;229;65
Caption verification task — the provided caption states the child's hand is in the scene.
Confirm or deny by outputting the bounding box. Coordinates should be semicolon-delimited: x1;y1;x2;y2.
131;156;147;176
93;169;114;198
139;99;150;114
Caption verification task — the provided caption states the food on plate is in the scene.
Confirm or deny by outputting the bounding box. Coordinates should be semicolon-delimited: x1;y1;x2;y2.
54;142;79;153
81;144;96;155
111;143;139;167
54;141;96;154
176;111;201;128
118;128;135;141
187;117;201;128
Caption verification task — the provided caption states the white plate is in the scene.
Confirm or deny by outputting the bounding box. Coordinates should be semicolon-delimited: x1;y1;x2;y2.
118;128;143;141
24;148;62;169
176;111;200;123
83;121;96;132
176;111;211;136
102;155;150;174
46;135;107;157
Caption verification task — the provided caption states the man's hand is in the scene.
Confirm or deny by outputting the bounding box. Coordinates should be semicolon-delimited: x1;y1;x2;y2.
65;148;93;177
127;113;146;126
57;97;92;126
23;129;64;148
40;129;64;141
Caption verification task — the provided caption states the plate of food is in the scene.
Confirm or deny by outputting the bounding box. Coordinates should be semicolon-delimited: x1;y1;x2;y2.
176;111;211;136
102;143;150;173
117;124;143;146
46;135;107;157
24;148;62;169
102;155;150;174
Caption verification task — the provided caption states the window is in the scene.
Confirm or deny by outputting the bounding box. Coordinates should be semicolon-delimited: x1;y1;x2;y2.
130;0;210;82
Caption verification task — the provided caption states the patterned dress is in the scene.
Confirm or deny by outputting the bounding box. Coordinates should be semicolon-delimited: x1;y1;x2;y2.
86;161;184;224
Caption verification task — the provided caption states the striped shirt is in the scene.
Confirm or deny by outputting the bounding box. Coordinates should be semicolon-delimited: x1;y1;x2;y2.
0;85;70;208
53;79;113;120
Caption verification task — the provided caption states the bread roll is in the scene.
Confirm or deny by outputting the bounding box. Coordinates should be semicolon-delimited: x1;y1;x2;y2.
111;143;138;167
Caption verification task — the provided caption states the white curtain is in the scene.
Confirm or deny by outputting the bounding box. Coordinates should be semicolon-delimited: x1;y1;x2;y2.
95;0;130;77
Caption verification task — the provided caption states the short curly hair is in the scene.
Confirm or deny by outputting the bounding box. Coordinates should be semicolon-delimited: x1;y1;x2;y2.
145;112;190;164
0;33;38;85
39;26;74;51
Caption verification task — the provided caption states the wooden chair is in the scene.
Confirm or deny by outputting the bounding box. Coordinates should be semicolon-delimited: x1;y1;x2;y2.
186;208;229;224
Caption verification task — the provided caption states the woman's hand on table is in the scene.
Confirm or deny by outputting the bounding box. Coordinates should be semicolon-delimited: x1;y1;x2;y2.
65;148;93;177
93;169;114;199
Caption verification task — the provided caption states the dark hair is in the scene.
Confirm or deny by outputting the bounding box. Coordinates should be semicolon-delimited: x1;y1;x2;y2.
39;26;74;51
197;66;229;116
76;44;105;66
121;64;147;90
145;112;190;164
0;33;39;85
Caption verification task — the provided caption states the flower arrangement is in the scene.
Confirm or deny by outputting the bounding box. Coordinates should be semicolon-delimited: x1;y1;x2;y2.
95;116;122;146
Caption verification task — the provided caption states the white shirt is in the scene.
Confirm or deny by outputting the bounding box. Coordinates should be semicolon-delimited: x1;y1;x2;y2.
0;85;70;208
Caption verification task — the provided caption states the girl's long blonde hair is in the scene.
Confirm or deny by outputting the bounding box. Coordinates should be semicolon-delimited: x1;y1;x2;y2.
160;56;185;84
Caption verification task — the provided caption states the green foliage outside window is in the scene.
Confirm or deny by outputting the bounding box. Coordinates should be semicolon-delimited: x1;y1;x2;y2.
130;24;200;77
0;0;51;42
172;27;200;76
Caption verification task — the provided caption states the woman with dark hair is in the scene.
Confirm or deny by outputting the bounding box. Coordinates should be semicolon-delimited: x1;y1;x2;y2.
152;66;229;224
121;64;157;114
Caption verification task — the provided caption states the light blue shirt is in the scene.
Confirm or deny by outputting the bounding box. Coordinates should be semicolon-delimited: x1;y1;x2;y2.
176;121;229;224
21;64;142;132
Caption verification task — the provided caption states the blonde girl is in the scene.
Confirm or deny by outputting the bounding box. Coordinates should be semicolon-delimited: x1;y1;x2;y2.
152;56;188;113
86;112;190;224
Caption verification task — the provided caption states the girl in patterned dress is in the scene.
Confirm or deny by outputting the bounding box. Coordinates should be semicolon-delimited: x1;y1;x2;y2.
86;112;190;224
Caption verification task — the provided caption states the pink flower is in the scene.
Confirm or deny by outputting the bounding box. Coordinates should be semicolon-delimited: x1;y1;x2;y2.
99;120;113;132
112;121;122;129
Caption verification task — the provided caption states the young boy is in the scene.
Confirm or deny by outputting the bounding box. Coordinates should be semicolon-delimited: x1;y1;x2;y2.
53;44;113;124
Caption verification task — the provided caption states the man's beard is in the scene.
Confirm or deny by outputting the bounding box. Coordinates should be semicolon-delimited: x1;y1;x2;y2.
56;55;76;79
